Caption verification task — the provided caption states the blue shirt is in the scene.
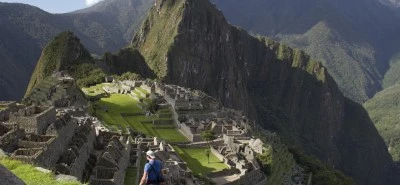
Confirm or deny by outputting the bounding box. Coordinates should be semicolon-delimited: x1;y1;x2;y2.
144;160;162;181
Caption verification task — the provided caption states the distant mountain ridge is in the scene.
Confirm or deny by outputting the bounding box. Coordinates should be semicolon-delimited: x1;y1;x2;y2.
380;0;400;8
211;0;400;103
0;0;153;100
132;0;399;184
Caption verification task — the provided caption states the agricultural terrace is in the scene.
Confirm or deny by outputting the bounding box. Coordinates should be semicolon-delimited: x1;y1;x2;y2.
174;147;228;176
0;158;81;185
84;84;187;142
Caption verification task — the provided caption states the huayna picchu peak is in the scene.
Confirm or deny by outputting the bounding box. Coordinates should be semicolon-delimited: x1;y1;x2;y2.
1;0;400;185
132;0;399;184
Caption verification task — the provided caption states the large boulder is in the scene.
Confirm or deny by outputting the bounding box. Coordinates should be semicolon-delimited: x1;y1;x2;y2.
0;165;26;185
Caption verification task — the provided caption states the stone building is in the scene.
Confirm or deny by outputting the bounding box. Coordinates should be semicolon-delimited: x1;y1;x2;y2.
0;123;25;153
9;106;56;135
207;134;268;185
105;76;114;83
0;101;18;121
90;137;131;185
55;118;96;180
11;112;79;168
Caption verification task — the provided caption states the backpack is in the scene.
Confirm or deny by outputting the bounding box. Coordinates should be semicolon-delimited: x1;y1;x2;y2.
147;162;165;184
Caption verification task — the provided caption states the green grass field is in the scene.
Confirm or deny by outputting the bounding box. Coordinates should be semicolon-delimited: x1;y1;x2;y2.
124;116;188;142
124;167;138;185
82;83;106;97
174;147;228;176
0;158;81;185
135;87;149;95
91;93;187;142
94;94;141;132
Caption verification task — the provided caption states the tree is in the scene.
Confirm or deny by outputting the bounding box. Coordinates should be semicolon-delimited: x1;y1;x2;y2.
201;131;217;147
145;99;160;114
205;149;211;164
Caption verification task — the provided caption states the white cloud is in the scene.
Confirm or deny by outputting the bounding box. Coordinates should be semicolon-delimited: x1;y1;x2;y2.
85;0;104;6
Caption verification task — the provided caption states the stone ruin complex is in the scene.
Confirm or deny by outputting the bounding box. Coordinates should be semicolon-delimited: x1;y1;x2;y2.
0;77;306;185
0;102;134;185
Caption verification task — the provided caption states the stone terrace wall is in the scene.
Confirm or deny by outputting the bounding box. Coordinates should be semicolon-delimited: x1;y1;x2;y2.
9;106;56;134
56;120;96;180
67;124;96;180
90;138;131;185
18;135;56;149
225;169;267;185
0;124;25;153
0;110;11;121
39;115;78;168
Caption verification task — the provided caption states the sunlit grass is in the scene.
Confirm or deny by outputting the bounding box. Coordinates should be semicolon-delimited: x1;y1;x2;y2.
0;158;81;185
82;83;106;97
173;147;228;176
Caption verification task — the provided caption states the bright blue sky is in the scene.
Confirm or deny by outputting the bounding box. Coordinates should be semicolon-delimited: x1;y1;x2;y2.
0;0;104;13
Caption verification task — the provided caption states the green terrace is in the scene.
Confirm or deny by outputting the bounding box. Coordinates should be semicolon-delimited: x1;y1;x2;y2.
85;85;188;142
0;158;81;185
82;83;107;97
81;84;235;182
174;146;228;176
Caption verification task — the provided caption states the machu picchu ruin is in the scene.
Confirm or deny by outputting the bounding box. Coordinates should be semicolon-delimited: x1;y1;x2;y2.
3;0;394;185
1;70;306;185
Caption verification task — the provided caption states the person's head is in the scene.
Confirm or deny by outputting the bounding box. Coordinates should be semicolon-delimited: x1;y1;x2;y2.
146;150;156;160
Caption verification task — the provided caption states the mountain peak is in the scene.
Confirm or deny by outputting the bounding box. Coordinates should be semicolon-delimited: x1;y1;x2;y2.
131;0;395;184
24;31;92;97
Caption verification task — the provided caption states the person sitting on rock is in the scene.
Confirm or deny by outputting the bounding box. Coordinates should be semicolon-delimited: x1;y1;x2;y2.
139;150;164;185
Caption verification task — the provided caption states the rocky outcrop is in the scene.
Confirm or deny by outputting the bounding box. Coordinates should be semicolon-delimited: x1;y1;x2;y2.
132;0;397;184
0;165;26;185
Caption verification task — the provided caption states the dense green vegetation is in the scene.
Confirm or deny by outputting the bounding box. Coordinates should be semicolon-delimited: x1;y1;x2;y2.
0;0;154;100
0;158;81;185
212;0;400;103
289;148;355;185
173;147;228;176
256;147;273;176
132;0;397;184
117;72;142;81
383;51;400;88
132;0;185;78
25;31;93;97
266;39;326;83
102;48;156;78
365;84;400;161
25;30;157;98
70;63;106;87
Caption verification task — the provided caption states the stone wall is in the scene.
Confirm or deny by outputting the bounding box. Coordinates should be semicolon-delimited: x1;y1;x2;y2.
56;119;96;180
210;146;226;163
140;119;173;125
12;114;78;168
178;123;202;142
90;137;131;185
224;169;267;185
0;109;11;121
9;106;56;134
0;124;25;153
18;135;56;149
11;148;43;164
